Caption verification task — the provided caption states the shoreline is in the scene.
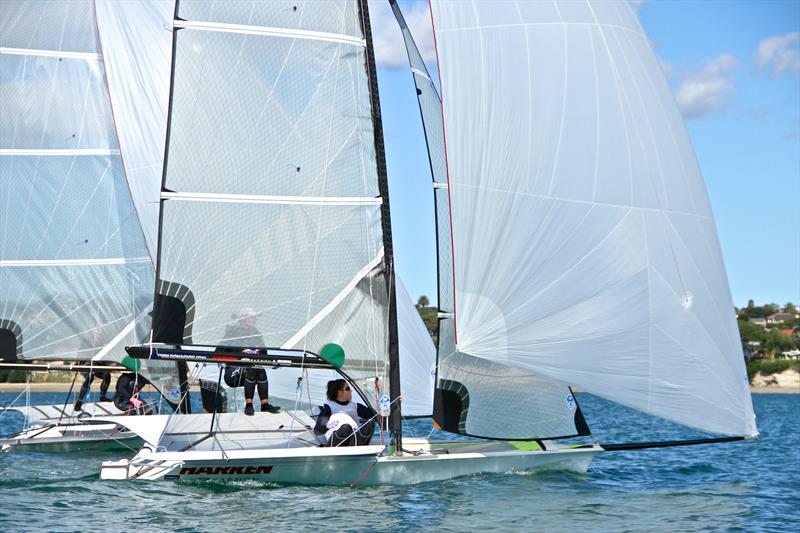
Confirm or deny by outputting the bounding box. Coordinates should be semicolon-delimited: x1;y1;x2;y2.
0;382;796;394
0;382;199;393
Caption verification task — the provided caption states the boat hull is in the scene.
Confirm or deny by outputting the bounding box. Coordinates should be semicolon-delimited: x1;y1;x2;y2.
100;440;600;485
1;423;143;453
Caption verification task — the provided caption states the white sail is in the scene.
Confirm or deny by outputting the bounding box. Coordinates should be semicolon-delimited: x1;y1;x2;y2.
0;0;154;363
151;0;395;411
94;0;174;257
429;0;756;437
391;0;589;439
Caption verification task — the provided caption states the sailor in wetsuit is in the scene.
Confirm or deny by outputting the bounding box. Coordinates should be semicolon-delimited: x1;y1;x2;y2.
224;309;280;415
73;362;112;411
113;372;149;414
314;379;375;446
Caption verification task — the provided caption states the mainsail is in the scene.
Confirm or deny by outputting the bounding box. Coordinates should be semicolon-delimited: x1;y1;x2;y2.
0;0;152;362
428;0;756;437
0;0;178;396
150;1;402;424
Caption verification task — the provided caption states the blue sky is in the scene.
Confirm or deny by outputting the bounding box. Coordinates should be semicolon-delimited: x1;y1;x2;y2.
370;0;800;310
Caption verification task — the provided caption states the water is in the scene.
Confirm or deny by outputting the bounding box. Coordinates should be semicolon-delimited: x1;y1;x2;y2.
0;392;797;532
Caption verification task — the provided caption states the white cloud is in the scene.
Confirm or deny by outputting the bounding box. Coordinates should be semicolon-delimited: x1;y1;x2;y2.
755;32;800;76
368;0;437;69
673;54;740;119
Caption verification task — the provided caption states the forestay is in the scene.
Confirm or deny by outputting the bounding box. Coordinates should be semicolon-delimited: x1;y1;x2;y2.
391;0;589;440
429;0;756;437
152;0;395;412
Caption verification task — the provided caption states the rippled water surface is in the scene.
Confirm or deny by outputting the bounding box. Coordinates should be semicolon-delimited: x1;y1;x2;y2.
0;392;797;532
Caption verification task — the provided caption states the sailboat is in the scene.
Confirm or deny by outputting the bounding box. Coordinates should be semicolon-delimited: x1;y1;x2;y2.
0;0;181;452
100;0;755;484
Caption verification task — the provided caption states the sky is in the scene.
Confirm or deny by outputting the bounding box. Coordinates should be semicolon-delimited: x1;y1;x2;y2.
369;0;800;310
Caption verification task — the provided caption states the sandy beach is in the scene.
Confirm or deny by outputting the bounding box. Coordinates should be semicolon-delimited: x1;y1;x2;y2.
0;382;201;393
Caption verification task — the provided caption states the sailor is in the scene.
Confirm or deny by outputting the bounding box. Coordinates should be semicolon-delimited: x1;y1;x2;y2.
73;361;112;411
113;372;149;414
224;308;279;415
314;379;375;446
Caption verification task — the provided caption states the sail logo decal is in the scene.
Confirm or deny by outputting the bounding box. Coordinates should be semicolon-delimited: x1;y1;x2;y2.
566;393;576;410
179;465;273;476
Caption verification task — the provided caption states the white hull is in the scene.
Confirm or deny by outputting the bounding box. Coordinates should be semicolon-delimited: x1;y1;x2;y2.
2;401;125;426
101;438;600;485
1;422;142;453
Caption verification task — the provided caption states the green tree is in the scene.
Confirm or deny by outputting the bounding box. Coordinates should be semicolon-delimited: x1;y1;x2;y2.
416;295;430;308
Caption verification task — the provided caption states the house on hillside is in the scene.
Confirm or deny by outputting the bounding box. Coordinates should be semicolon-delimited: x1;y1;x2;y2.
767;312;799;324
749;317;767;327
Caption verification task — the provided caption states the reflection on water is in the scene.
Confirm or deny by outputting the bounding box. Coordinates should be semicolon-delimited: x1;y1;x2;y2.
0;392;797;532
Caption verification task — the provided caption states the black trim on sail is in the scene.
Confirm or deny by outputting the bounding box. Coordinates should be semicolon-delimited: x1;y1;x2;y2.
359;0;402;454
569;387;592;437
0;320;22;362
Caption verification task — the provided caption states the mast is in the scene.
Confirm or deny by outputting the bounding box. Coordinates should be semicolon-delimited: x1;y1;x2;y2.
149;0;190;414
358;0;402;452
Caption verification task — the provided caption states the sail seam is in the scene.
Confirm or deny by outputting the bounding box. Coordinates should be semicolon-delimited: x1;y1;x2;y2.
452;183;713;220
435;22;645;37
173;20;366;47
0;258;151;267
0;149;120;156
0;47;102;61
160;191;382;206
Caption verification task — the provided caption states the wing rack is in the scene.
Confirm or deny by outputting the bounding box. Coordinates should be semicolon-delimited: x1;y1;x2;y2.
125;344;335;369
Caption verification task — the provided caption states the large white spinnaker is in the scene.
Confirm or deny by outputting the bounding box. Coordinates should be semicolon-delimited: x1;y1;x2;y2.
429;0;756;437
391;0;589;439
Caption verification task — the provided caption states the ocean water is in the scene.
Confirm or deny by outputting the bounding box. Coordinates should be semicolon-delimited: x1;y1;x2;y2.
0;392;797;532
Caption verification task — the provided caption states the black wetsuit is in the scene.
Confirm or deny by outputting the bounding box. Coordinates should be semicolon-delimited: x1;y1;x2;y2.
75;362;112;406
223;324;270;404
314;401;376;446
113;372;148;413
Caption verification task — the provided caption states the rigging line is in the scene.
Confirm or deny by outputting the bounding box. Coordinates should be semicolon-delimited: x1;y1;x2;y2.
0;389;30;424
349;18;380;383
12;160;114;328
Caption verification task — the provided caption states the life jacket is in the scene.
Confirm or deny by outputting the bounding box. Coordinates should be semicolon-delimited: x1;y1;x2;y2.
324;400;359;422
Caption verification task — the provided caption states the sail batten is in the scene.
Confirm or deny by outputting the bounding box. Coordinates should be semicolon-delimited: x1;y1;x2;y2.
429;0;756;437
173;19;367;46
